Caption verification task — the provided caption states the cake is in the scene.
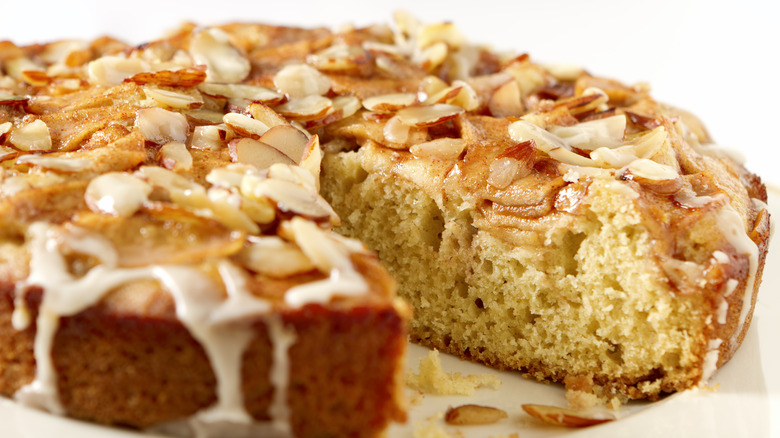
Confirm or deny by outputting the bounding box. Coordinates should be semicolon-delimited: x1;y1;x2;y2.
0;11;771;436
0;22;410;437
315;14;770;401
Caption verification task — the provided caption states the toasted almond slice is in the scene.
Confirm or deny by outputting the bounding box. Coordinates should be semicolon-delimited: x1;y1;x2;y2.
258;124;309;162
228;137;295;170
238;236;316;278
144;87;203;109
15;154;92;172
396;104;464;127
159;142;193;171
548;147;597;167
330;95;361;120
419;75;449;101
274;95;332;121
425;85;462;105
415;41;448;71
449;80;479;111
362;93;417;112
87;56;149;86
85;172;152;217
21;70;51;87
190;28;250;84
8;119;53;151
444;404;508;425
409;138;466;160
306;44;370;72
590;145;637;168
383;115;411;146
273;63;331;98
250;178;335;220
622;158;682;194
522;404;615;428
417;22;466;49
247;102;289;129
199;83;284;104
488;158;522;189
127;68;207;87
508;119;569;153
136;107;189;144
489;80;524;117
0;93;29;106
549;115;626;150
223;112;270;138
299;135;322;185
190;124;233;151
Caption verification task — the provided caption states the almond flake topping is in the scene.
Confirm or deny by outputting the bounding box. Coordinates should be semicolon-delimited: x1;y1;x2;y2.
362;93;417;112
522;404;615;428
85;172;152;217
228;138;294;169
190;28;250;84
135;107;189;144
15;154;92;172
198;83;283;103
273;64;331;98
9;119;53;151
237;236;315;278
274;95;332;121
445;404;508;425
159;142;193;171
409;138;466;160
144;87;203;109
223;112;270;138
396;104;464;127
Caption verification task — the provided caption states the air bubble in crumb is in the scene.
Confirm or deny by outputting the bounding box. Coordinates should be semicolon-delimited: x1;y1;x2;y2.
406;349;501;395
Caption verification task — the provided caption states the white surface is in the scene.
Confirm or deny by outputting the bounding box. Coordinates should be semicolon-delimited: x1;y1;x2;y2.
2;0;779;184
0;1;778;435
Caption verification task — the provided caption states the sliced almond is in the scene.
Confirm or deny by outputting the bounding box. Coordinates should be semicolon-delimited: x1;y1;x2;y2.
274;95;332;121
136;107;189;144
223;112;270;138
548;147;596;167
159;142;193;171
396;104;463;127
248;178;335;220
306;44;370;72
622;158;682;194
417;22;466;49
415;41;448;71
15;154;92;172
247;102;289;129
199;83;284;104
190;124;233;151
127;67;207;87
409;138;466;160
144;87;203;110
87;55;149;86
444;404;508;426
362;92;417;112
329;95;362;120
522;404;615;428
254;125;309;163
273;63;331;98
299;134;322;185
549;115;626;150
9;119;53;151
489;80;524;118
228;137;295;170
237;236;316;277
0;93;29;106
383;115;411;146
21;70;51;87
190;28;250;84
508;119;569;153
257;124;310;163
418;75;448;101
85;172;152;217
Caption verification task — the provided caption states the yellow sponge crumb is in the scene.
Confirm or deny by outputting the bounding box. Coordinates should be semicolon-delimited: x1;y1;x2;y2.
407;350;501;396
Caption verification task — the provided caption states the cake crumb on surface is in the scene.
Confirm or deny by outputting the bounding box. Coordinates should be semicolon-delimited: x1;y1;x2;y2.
413;412;453;438
407;349;501;396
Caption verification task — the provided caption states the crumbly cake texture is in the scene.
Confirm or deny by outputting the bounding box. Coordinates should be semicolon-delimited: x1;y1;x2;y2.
314;14;770;400
0;11;770;435
0;19;415;438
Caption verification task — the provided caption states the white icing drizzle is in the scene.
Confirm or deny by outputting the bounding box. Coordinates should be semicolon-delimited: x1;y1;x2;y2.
701;338;723;383
715;204;759;347
12;223;303;437
266;315;296;436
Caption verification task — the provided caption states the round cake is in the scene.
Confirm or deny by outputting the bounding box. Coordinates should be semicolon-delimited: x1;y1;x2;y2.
0;12;771;436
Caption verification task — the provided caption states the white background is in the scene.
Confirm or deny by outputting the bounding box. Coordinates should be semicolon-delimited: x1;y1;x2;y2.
2;0;779;185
